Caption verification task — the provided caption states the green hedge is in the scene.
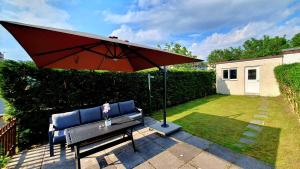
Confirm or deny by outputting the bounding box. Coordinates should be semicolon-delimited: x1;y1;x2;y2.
0;60;215;148
274;63;300;118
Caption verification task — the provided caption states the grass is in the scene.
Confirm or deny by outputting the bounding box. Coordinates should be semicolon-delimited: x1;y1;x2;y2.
151;95;300;168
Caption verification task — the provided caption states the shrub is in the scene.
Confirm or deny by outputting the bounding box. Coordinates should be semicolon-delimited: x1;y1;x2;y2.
274;63;300;118
0;60;215;148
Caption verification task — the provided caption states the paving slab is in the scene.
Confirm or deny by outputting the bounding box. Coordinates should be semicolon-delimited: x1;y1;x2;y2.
134;161;155;169
136;141;164;160
239;138;255;145
254;114;268;119
114;148;145;169
148;151;185;169
184;136;212;150
189;151;231;169
179;163;196;169
243;131;258;138
168;142;202;162
149;122;181;136
246;124;263;132
250;119;264;125
152;135;178;149
234;155;274;169
170;130;193;141
208;144;241;163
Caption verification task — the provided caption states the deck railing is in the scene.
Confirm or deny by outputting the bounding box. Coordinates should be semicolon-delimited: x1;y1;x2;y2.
0;118;17;156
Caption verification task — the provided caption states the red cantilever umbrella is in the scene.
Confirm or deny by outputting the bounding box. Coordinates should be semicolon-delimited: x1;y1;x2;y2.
0;20;202;128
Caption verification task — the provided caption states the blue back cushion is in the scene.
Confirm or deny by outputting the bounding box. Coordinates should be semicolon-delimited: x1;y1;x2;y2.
52;110;80;130
102;103;120;118
80;106;102;124
119;100;136;115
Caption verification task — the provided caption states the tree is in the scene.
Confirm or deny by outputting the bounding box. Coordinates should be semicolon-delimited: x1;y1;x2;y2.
291;33;300;47
242;35;289;58
207;47;242;67
158;43;197;69
208;35;291;66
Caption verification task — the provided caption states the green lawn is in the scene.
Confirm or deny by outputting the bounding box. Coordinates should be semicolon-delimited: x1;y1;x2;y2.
151;95;300;169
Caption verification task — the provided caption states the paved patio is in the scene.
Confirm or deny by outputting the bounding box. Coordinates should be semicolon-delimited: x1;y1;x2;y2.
7;117;273;169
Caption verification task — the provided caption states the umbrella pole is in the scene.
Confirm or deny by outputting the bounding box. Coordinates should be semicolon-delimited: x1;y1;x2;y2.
161;66;169;128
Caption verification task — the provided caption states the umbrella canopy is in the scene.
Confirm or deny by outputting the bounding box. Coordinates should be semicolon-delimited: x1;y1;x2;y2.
0;21;201;72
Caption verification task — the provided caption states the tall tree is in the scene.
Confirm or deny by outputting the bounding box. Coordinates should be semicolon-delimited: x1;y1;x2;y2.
291;33;300;47
158;43;197;69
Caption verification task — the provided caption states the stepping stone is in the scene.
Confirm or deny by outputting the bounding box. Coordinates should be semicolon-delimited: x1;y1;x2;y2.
239;138;255;145
254;114;268;119
243;131;257;138
259;111;268;115
246;124;263;132
250;119;264;125
233;143;245;148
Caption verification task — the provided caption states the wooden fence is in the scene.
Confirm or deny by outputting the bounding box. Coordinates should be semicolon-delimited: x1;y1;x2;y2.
0;118;17;156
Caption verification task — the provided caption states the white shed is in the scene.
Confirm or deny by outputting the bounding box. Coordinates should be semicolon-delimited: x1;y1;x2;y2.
215;48;300;97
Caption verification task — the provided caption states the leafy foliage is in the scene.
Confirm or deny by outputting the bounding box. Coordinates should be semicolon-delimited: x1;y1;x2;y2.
274;63;300;117
291;33;300;47
158;42;198;69
208;34;298;66
0;60;215;148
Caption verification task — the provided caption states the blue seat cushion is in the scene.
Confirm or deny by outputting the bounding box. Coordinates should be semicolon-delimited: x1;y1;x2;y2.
53;130;66;144
125;112;142;120
102;103;120;118
119;100;136;115
80;106;102;124
52;110;80;130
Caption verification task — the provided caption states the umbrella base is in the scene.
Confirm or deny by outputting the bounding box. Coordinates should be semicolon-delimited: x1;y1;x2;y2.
149;122;181;136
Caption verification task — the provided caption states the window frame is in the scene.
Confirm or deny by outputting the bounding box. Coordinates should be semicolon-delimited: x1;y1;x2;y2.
222;68;237;80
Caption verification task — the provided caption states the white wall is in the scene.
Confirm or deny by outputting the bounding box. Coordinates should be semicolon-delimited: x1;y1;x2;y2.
216;57;282;97
283;53;300;64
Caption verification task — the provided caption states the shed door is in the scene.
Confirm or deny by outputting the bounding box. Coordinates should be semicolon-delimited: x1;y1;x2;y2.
245;67;260;94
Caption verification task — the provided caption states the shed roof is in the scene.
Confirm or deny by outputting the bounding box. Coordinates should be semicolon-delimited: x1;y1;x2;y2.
216;55;282;64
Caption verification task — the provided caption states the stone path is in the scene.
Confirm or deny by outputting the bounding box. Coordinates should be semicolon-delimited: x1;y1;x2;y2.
7;117;273;169
234;98;268;149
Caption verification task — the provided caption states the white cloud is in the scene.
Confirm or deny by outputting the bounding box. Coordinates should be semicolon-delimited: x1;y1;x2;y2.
0;0;72;29
0;0;73;60
190;20;300;60
104;0;295;34
110;25;164;44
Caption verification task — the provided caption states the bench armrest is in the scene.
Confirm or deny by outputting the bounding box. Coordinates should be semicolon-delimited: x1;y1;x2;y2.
135;107;144;124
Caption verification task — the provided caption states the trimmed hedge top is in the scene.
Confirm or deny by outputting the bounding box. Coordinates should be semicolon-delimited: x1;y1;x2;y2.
274;63;300;91
0;60;215;148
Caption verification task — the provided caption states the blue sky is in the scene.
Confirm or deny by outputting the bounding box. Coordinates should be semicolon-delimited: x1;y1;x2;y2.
1;0;300;61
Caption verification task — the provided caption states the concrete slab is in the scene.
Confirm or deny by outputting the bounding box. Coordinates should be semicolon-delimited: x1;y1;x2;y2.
170;130;193;141
234;155;274;169
168;143;201;162
134;161;155;169
149;122;181;136
148;151;184;169
208;144;241;163
246;124;263;132
250;119;264;125
136;141;164;160
243;131;258;138
254;114;268;119
189;151;231;169
152;135;178;149
179;163;196;169
239;138;255;145
184;136;212;150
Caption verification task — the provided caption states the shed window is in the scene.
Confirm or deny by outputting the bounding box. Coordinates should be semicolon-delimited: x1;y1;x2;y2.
230;69;237;79
223;69;228;79
222;68;237;80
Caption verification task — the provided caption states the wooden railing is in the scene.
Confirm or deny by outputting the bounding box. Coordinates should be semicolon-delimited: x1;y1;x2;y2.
0;118;17;156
